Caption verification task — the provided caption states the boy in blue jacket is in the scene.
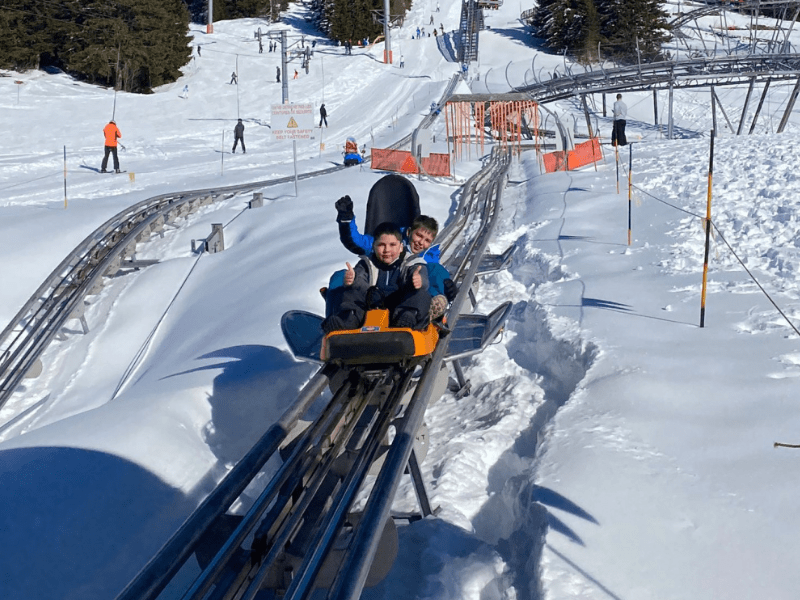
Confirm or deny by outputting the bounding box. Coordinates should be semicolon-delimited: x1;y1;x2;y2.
334;196;457;315
322;222;430;333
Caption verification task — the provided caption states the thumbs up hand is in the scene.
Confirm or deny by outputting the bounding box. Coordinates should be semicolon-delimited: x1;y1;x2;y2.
411;265;423;289
344;262;355;286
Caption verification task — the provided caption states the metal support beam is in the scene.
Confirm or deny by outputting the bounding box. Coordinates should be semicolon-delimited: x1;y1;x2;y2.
406;450;433;517
653;89;659;132
581;94;594;138
748;78;771;135
711;87;735;134
449;360;471;398
668;82;674;140
737;77;756;135
778;76;800;133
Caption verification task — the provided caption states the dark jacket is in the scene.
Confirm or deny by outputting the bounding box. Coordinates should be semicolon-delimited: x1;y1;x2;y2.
234;121;244;138
320;105;327;118
338;218;449;296
336;249;430;325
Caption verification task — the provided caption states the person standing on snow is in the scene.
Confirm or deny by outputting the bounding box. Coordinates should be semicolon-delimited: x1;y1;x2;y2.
399;54;405;68
232;119;246;153
230;71;238;85
612;93;628;147
319;104;328;127
276;67;281;83
101;119;122;173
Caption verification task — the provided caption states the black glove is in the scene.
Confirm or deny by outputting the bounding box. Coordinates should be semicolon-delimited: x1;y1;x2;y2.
444;279;458;302
335;195;354;223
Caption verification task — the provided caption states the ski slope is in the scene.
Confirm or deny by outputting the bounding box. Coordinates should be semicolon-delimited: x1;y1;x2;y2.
3;1;800;598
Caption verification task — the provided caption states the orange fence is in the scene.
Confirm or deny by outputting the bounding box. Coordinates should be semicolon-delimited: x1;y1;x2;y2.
542;137;602;173
370;148;451;177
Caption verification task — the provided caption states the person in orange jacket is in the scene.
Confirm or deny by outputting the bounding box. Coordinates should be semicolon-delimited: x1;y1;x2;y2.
101;120;122;173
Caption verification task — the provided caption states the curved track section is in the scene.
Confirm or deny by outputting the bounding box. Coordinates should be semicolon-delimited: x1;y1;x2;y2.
514;53;800;103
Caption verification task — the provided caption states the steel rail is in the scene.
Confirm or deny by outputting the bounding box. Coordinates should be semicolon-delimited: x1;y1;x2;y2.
114;364;337;600
327;147;511;600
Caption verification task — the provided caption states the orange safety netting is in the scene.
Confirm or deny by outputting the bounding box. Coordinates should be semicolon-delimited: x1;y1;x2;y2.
370;148;451;176
445;100;541;161
542;137;602;173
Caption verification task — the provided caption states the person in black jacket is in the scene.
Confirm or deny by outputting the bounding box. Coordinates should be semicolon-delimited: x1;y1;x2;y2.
322;222;430;333
319;104;328;127
232;119;245;153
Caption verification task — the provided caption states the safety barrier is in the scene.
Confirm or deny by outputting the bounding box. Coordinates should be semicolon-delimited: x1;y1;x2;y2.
370;148;451;177
542;137;602;173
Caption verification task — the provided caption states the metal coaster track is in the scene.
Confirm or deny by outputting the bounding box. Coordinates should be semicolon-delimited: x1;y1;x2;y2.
514;53;800;103
114;145;512;600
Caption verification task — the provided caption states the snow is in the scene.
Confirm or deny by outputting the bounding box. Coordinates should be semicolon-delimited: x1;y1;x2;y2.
2;1;800;599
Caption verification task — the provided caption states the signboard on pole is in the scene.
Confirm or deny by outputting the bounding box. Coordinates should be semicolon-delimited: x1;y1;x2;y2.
271;103;314;141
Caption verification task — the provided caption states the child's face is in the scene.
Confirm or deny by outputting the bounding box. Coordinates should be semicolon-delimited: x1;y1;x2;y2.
374;233;402;264
409;227;435;254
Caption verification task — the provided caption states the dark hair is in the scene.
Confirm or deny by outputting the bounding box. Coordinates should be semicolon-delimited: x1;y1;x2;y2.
372;222;403;244
410;215;439;237
616;93;622;99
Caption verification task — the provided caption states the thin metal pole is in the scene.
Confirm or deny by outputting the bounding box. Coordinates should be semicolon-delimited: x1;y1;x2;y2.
711;85;717;135
293;139;298;196
221;130;225;175
668;82;674;140
700;132;714;328
281;31;289;104
236;54;240;119
63;146;67;209
627;144;633;246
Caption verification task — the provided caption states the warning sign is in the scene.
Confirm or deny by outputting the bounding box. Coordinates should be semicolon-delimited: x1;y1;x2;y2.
271;103;314;141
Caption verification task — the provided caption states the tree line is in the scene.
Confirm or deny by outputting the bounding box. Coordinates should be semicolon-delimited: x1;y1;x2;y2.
0;0;669;93
0;0;194;92
530;0;670;63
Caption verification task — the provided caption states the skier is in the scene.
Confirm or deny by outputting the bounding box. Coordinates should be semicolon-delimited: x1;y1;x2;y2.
399;54;405;68
230;71;238;85
612;93;628;146
180;84;189;99
293;69;298;79
276;67;281;83
319;104;328;127
100;119;122;173
232;119;246;154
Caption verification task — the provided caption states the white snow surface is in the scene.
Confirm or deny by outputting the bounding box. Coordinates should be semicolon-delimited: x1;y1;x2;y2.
2;1;800;599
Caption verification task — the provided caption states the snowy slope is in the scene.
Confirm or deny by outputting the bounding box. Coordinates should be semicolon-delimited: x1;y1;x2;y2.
3;1;800;599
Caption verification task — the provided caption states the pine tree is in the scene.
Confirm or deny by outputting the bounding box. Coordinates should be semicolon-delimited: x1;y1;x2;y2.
533;0;601;61
0;0;191;93
329;0;382;44
596;0;669;62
